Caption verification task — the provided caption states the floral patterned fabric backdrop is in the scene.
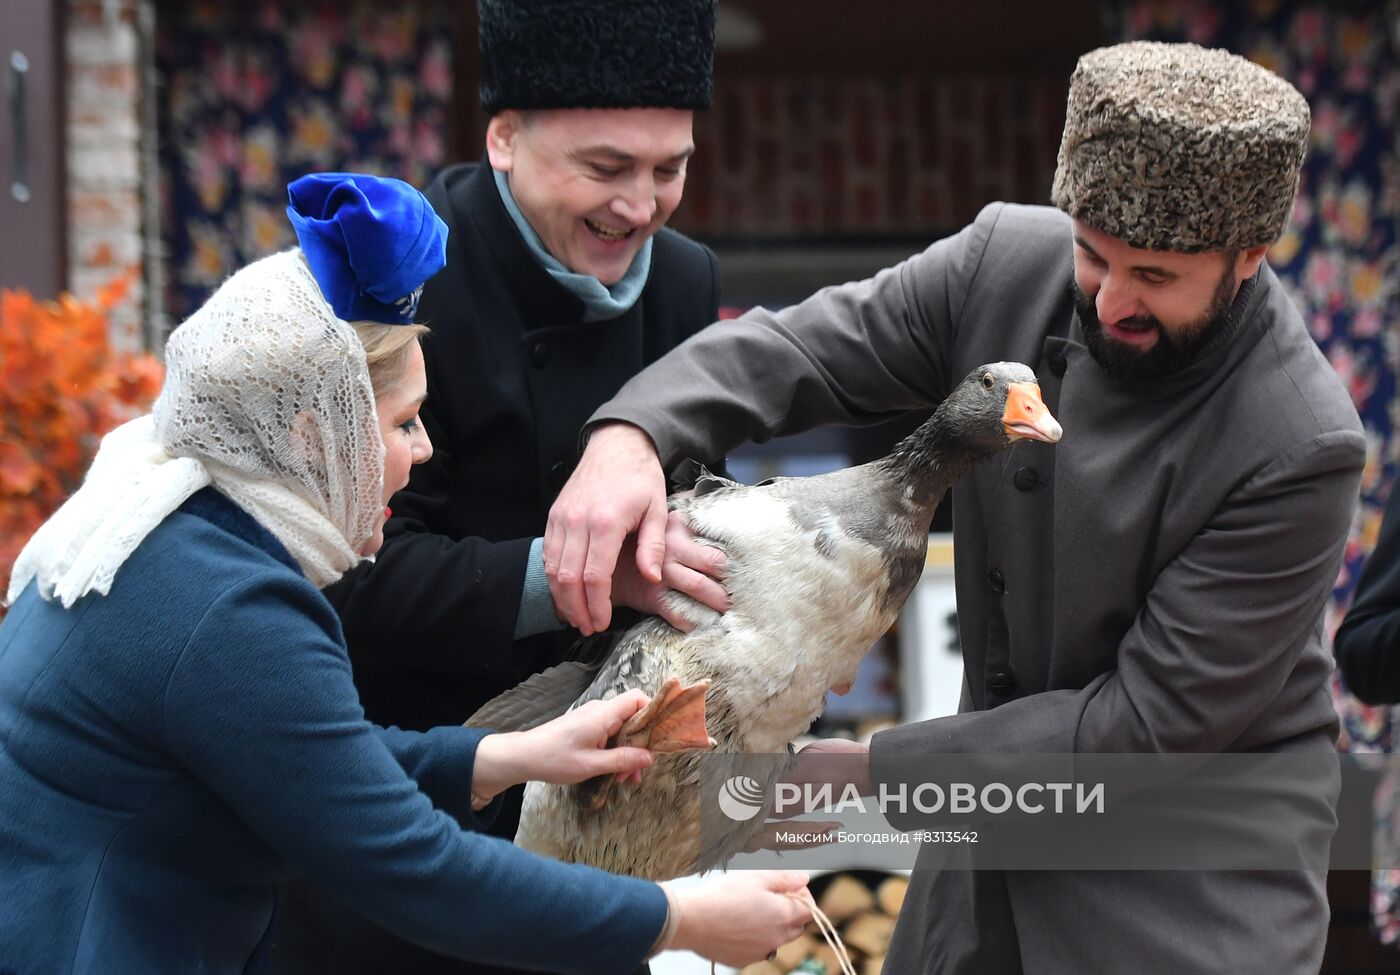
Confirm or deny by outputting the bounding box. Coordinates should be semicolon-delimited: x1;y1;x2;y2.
150;0;1400;941
1112;0;1400;943
156;0;455;322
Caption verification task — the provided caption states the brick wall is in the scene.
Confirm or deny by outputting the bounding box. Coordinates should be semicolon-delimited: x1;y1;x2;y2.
672;77;1068;240
65;0;148;353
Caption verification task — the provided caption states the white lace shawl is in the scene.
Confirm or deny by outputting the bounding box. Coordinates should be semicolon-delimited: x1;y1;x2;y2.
6;250;384;606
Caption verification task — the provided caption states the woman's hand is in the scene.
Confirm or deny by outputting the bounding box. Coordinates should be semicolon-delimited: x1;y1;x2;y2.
663;871;813;966
470;692;656;804
519;691;657;785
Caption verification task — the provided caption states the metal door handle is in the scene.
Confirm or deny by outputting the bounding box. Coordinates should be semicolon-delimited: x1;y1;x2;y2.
9;50;30;204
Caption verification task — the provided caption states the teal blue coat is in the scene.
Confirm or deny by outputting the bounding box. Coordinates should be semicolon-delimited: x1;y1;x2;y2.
0;488;665;974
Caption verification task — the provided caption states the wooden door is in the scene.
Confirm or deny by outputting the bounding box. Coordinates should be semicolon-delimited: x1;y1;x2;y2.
0;0;64;298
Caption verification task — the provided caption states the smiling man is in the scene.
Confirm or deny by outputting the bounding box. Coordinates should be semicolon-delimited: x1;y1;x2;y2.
1070;225;1259;381
270;2;725;974
485;107;695;287
546;41;1364;972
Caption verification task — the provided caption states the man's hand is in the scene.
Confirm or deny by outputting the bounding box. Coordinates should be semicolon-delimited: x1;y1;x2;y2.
545;423;669;634
612;510;730;631
737;739;871;853
779;739;873;811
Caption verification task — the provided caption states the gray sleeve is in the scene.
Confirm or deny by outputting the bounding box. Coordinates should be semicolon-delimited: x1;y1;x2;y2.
590;205;1006;470
514;537;565;639
872;431;1362;759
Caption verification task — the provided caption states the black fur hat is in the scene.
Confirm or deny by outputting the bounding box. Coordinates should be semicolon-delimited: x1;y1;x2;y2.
478;0;717;115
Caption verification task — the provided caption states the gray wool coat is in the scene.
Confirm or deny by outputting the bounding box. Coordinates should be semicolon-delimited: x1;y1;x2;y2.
593;203;1365;973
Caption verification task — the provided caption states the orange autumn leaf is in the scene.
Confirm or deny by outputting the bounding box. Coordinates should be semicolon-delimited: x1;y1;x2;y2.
95;271;134;313
112;354;165;405
0;441;41;495
0;272;162;612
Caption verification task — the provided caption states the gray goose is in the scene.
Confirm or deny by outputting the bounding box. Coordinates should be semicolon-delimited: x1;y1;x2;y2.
469;361;1062;880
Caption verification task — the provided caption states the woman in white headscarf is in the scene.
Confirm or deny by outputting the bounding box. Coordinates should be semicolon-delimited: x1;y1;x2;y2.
0;173;809;975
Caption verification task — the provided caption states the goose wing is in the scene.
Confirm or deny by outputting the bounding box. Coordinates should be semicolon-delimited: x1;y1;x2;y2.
576;616;688;705
463;630;625;732
464;619;694;733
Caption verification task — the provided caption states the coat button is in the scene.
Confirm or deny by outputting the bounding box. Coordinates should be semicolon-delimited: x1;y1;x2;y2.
531;341;551;369
1047;348;1067;377
1013;466;1039;492
548;461;572;492
989;670;1016;694
987;569;1005;593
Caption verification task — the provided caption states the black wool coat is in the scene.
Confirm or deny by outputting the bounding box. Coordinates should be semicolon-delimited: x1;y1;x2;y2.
329;160;721;729
269;161;720;975
1336;484;1400;704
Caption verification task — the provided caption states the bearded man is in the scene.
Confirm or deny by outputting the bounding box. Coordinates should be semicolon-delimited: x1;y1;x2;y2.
546;41;1364;972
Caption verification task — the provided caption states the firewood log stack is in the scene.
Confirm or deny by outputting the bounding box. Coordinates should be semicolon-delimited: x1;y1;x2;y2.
739;872;907;975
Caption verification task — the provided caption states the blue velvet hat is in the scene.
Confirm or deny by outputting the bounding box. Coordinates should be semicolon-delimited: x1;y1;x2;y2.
286;172;448;325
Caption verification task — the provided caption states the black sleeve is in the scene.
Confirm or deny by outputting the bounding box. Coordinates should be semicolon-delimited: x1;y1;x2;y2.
324;162;541;678
1335;486;1400;704
324;336;535;676
324;525;533;675
329;227;723;675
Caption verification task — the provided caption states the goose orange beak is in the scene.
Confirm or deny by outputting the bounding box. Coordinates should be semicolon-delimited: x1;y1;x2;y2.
1002;382;1062;443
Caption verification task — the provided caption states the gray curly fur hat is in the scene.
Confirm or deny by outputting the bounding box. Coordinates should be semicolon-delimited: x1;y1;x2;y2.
1051;41;1310;253
478;0;716;116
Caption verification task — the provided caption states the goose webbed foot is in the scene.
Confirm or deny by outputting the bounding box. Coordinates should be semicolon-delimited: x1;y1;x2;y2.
579;677;715;812
620;676;715;753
